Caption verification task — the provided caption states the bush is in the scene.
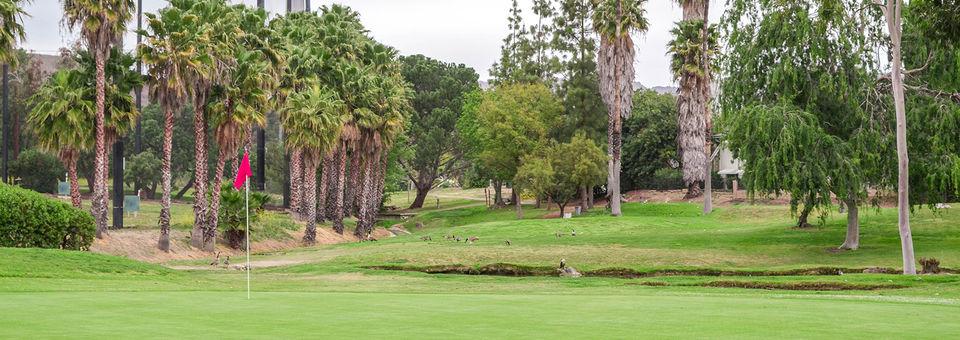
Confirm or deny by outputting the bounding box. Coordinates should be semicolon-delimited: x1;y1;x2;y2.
10;148;65;194
0;183;95;250
217;184;270;249
125;151;162;198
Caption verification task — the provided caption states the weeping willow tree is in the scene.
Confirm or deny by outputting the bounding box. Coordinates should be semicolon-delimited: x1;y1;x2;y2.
718;0;890;249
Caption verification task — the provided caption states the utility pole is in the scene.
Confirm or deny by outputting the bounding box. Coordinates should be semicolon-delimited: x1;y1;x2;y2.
1;64;7;184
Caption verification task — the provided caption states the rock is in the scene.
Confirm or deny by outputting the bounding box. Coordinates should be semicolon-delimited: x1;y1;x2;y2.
389;225;412;236
559;266;582;278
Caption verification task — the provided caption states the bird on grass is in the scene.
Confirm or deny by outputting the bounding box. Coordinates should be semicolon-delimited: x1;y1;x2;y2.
559;258;566;269
210;252;221;266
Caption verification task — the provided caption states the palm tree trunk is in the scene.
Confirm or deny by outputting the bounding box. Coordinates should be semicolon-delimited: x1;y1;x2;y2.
191;95;210;249
92;49;109;239
289;148;303;218
317;152;331;223
205;145;229;251
329;144;347;234
65;150;81;208
347;147;361;217
608;115;622;216
302;152;319;245
677;0;709;200
158;107;174;252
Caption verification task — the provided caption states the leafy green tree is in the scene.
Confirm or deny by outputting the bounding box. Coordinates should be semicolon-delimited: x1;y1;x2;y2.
124;152;161;199
62;0;135;238
397;54;479;209
26;70;92;207
515;134;606;216
622;90;678;190
719;0;888;247
591;0;649;216
10;148;64;194
472;83;562;218
138;3;202;251
457;90;506;203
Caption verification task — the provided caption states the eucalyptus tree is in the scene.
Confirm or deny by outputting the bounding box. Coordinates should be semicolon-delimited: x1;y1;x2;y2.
719;0;889;247
282;82;347;244
0;0;26;63
590;0;648;216
670;0;716;202
138;4;200;251
62;0;135;238
27;70;92;208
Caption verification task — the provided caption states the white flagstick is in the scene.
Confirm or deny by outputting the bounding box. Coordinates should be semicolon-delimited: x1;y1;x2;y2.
245;178;250;300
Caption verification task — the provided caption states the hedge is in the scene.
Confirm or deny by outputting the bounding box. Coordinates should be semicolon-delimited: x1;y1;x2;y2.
0;183;95;250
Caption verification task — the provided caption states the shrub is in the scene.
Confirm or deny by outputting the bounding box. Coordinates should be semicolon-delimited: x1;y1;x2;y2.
10;148;65;194
0;183;95;250
217;184;270;249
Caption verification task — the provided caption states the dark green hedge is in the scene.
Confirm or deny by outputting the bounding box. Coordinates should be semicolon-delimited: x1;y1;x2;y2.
0;183;95;250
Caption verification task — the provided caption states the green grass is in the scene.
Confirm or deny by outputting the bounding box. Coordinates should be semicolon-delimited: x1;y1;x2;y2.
4;200;960;338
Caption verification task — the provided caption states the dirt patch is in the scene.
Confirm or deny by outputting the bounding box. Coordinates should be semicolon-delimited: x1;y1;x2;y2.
91;226;374;264
699;280;906;291
365;263;904;278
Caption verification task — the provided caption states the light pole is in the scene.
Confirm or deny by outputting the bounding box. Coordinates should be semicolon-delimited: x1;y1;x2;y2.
1;64;7;184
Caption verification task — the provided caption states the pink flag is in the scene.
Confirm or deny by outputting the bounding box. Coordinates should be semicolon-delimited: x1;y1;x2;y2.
233;152;252;190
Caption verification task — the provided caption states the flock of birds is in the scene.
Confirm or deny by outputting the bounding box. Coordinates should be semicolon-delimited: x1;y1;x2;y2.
208;252;249;271
417;229;579;246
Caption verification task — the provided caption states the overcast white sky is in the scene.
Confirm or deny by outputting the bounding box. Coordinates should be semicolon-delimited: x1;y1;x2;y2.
19;0;722;87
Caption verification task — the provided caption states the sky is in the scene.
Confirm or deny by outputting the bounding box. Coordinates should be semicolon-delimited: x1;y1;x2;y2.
19;0;723;87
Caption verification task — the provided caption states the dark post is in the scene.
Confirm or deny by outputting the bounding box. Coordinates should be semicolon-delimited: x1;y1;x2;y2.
256;0;266;192
306;0;311;11
134;0;143;192
112;139;124;229
1;64;7;183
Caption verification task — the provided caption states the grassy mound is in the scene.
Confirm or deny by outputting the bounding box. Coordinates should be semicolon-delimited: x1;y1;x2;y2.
0;247;176;279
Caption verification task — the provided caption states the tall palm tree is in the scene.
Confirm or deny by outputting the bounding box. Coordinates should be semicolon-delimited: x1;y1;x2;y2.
139;5;199;251
62;0;135;238
0;0;27;64
27;69;93;208
282;82;346;244
591;0;648;216
671;0;713;200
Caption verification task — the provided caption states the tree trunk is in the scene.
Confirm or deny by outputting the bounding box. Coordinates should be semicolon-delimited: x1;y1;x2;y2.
65;151;81;208
92;49;109;239
346;147;361;217
703;115;713;214
513;186;523;219
158;107;175;252
354;153;375;239
559;203;566;218
883;0;916;274
289;148;303;219
175;176;194;200
588;186;594;209
840;197;859;250
409;183;431;209
302;153;319;245
493;180;504;206
580;186;589;212
316;152;331;223
204;145;229;251
677;0;710;200
191;94;210;250
329;145;347;234
796;204;814;228
608;117;622;216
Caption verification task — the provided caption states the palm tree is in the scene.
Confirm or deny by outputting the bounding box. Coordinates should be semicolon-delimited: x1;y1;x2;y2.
669;0;715;204
591;0;648;216
0;0;27;63
206;50;271;247
282;82;346;244
62;0;135;238
27;70;93;208
139;5;199;251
